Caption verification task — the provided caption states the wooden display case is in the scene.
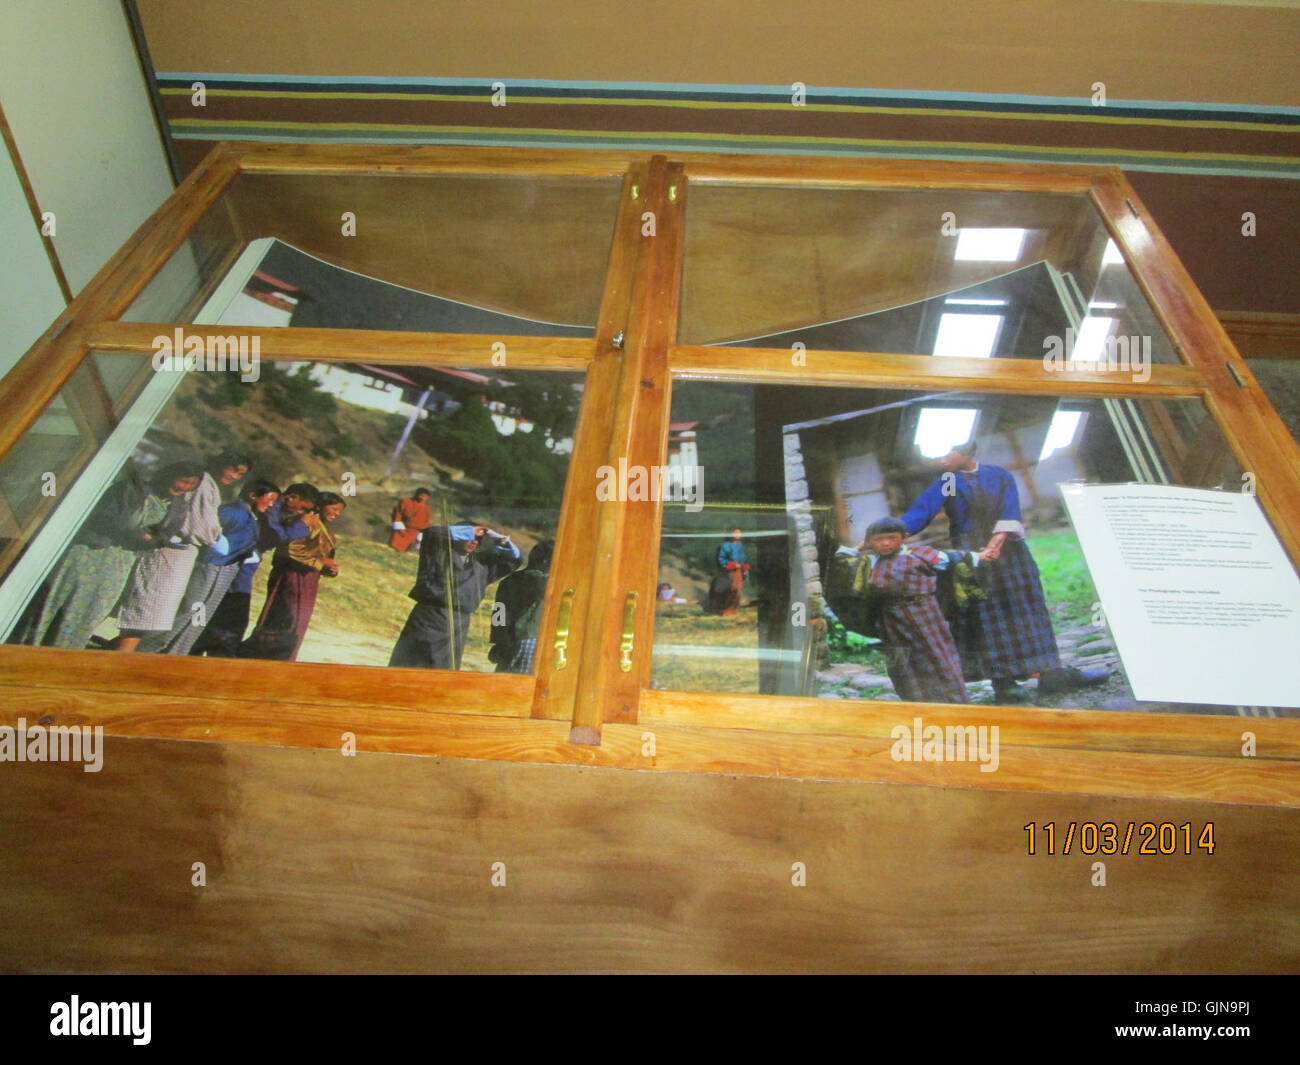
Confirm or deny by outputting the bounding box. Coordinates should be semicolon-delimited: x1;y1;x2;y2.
0;143;1296;973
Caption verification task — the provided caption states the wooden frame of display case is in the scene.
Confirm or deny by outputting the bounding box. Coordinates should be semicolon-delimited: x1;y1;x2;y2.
0;144;1297;808
4;143;1300;974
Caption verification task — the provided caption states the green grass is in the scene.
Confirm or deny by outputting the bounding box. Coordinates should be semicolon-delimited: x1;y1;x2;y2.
1024;529;1100;633
651;601;761;692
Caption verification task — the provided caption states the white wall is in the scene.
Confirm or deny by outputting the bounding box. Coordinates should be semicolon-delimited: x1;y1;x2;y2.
0;0;174;373
0;144;65;377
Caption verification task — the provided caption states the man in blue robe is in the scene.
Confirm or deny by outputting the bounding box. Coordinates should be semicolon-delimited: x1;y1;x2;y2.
140;479;277;655
191;483;317;656
901;441;1103;701
707;528;751;615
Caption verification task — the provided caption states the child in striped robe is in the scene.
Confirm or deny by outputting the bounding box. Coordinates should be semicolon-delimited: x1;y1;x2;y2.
858;517;969;704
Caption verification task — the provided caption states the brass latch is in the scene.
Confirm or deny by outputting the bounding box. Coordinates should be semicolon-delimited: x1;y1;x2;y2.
619;591;639;672
553;587;575;670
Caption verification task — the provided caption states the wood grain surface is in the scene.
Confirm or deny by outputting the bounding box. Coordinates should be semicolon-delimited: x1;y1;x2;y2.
0;734;1295;973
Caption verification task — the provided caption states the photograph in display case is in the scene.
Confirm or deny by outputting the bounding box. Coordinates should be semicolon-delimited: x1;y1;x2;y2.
1;241;584;673
653;379;1297;716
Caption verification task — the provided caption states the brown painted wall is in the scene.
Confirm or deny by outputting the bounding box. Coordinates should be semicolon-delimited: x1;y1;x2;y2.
133;3;1300;317
1131;172;1300;314
135;0;1300;105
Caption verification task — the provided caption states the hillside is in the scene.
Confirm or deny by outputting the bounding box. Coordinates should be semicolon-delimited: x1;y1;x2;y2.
137;364;558;669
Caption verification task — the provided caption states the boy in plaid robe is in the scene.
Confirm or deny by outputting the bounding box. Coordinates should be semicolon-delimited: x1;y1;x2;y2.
857;517;969;704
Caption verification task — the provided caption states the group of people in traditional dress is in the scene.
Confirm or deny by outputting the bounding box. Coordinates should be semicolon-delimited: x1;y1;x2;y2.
385;488;555;673
14;438;1111;699
22;462;571;671
18;453;347;663
231;483;347;661
836;440;1106;704
17;460;207;652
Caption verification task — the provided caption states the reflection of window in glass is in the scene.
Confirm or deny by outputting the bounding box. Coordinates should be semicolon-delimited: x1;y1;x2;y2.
954;227;1027;262
943;297;1009;308
1039;410;1085;460
680;187;1178;362
1070;316;1116;362
932;313;1002;358
125;170;622;331
914;407;979;457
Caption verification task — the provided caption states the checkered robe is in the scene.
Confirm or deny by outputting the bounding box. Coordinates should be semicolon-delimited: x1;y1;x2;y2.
508;637;537;674
950;537;1061;681
868;547;968;704
137;560;240;655
903;465;1062;682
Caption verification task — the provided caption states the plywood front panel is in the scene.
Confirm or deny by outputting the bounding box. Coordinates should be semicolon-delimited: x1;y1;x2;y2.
0;736;1295;973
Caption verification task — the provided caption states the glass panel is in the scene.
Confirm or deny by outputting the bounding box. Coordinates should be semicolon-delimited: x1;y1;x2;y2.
120;198;241;322
3;356;582;676
652;379;1299;716
122;172;622;336
679;185;1178;368
93;352;154;414
0;360;115;581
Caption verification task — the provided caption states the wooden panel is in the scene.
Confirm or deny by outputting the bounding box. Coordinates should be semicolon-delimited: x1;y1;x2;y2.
230;141;641;178
0;734;1296;972
0;645;536;721
571;158;686;739
89;322;595;370
222;170;624;326
640;688;1300;761
669;345;1202;394
529;167;648;722
3;670;1293;805
232;144;1104;190
1218;311;1300;361
0;685;544;754
681;156;1102;190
